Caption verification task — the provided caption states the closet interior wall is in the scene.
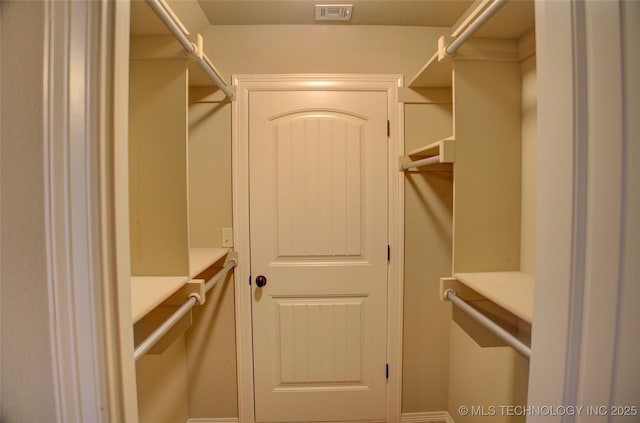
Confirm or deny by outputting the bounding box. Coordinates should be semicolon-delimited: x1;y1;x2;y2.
402;96;453;412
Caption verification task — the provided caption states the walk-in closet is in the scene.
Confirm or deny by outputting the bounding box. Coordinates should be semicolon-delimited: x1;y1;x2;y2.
118;1;538;421
3;0;637;422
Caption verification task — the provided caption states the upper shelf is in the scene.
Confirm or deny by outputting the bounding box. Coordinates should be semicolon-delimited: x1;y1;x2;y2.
408;0;535;89
130;0;233;93
407;51;452;89
453;271;534;323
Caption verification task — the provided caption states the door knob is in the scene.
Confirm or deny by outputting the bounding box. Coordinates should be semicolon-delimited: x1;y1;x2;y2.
255;275;267;288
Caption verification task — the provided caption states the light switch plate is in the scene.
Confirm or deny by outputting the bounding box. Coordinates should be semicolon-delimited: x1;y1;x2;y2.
221;228;233;247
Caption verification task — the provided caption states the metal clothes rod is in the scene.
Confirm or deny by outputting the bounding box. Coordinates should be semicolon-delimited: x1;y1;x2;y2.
445;290;531;360
400;155;441;170
134;259;237;362
144;0;234;99
445;0;508;56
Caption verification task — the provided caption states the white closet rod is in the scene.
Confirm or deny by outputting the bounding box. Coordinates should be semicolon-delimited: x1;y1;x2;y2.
445;0;508;56
145;0;234;99
400;155;441;170
134;258;237;362
445;289;531;359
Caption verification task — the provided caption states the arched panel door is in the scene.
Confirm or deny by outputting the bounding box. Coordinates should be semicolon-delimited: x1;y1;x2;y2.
249;90;388;422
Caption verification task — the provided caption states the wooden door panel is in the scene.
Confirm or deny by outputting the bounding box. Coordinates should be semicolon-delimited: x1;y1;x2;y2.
249;90;388;422
273;114;364;259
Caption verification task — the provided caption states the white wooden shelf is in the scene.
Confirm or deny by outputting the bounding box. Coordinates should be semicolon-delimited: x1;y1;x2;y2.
408;51;452;89
453;271;534;323
131;249;233;323
407;136;455;159
131;276;190;323
400;137;455;170
189;247;231;278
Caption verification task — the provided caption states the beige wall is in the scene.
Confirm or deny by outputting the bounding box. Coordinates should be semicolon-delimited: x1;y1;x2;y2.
402;103;454;412
136;337;190;423
200;25;447;83
186;100;237;417
448;322;529;423
0;1;58;420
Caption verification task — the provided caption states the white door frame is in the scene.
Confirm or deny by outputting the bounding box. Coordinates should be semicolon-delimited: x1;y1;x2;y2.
41;0;137;421
231;74;405;423
529;0;639;417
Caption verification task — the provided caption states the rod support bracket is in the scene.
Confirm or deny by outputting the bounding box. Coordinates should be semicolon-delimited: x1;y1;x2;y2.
439;277;484;302
164;279;206;306
186;33;204;60
438;36;451;60
225;251;239;267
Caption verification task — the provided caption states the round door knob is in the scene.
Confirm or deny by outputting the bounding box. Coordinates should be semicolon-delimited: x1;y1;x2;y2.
255;275;267;288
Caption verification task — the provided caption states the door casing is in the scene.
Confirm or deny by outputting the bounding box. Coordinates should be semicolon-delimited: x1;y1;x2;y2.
231;74;405;423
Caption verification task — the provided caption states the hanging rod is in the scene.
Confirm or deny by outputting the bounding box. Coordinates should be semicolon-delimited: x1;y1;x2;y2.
144;0;234;99
445;289;531;359
134;258;237;362
445;0;508;56
400;155;441;171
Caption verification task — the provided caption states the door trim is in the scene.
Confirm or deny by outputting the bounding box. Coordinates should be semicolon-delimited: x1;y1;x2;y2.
232;74;404;423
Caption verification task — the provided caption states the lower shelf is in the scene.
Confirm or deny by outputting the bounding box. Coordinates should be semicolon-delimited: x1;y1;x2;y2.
189;247;231;278
445;271;534;323
131;248;232;323
131;276;190;323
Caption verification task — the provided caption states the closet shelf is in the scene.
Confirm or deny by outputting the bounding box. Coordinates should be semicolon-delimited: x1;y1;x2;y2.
407;50;452;89
400;137;455;170
452;271;534;323
189;247;231;278
131;246;230;323
131;276;190;323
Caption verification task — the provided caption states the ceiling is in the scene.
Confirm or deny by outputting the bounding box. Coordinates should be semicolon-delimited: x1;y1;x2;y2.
196;0;474;27
130;0;534;40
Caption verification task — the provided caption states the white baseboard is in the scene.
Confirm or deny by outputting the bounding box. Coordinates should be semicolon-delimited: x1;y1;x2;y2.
187;413;453;423
401;411;454;423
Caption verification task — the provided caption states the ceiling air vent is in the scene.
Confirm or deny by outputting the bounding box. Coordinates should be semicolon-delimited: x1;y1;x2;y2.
315;4;353;22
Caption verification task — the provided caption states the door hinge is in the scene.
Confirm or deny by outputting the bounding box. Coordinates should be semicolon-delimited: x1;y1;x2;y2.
249;275;252;286
386;363;389;379
387;245;391;262
387;120;390;137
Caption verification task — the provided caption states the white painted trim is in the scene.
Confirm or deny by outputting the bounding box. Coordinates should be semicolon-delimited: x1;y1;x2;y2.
529;0;639;417
528;1;584;412
232;74;404;423
43;1;138;422
401;411;453;423
44;1;111;421
387;76;405;423
108;0;140;421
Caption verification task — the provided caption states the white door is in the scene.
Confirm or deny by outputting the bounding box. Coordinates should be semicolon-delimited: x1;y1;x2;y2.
249;90;389;422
